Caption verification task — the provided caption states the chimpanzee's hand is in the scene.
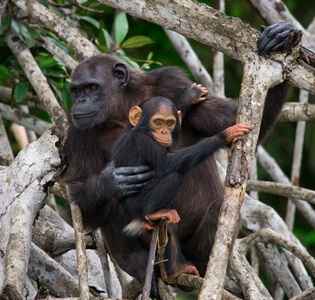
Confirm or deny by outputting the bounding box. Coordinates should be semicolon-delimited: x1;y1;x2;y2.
102;162;155;198
190;83;208;103
257;21;300;55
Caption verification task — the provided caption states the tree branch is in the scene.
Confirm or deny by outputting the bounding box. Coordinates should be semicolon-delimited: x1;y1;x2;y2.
0;129;62;299
257;146;315;229
4;28;67;139
0;102;51;135
28;243;80;298
278;103;315;122
163;29;214;94
246;180;315;205
0;114;14;166
97;0;315;94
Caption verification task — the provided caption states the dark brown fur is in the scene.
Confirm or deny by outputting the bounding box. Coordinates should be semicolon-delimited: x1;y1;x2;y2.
63;54;289;296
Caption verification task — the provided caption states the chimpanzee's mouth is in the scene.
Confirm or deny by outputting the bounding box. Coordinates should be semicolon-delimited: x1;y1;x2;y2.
73;111;97;118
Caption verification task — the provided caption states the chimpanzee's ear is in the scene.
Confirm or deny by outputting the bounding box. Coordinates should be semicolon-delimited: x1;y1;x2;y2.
112;63;130;87
129;106;143;126
177;110;182;126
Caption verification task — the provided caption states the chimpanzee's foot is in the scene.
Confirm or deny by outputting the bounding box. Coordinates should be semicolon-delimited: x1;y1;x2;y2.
169;264;199;279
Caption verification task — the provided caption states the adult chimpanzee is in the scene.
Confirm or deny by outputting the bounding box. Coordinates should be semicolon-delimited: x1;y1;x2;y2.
63;21;297;297
113;95;250;279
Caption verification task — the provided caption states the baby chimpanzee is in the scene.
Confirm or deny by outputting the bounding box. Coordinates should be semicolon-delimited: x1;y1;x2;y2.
113;86;250;278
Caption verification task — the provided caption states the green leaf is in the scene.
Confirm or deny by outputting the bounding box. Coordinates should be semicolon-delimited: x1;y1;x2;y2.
43;68;66;78
0;12;12;35
62;81;72;111
24;24;41;40
13;82;29;103
0;66;16;80
115;12;128;44
77;16;100;29
38;56;58;69
121;36;154;49
147;51;153;60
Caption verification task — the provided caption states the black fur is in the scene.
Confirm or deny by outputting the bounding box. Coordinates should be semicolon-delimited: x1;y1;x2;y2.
63;52;289;297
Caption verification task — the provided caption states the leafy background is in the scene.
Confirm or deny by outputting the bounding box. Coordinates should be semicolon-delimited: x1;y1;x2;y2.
0;1;314;297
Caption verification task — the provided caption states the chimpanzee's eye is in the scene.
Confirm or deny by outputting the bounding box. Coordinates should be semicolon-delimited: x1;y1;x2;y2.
154;120;162;126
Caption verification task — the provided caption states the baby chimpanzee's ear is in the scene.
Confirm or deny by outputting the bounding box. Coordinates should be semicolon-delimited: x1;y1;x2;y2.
129;106;143;126
177;110;182;126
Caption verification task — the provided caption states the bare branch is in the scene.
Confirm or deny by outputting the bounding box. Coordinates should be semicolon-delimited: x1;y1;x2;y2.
255;242;301;297
246;180;315;205
285;89;309;230
93;230;121;298
278;103;315;122
0;102;51;135
230;249;273;300
0;0;9;25
0;114;14;166
212;0;225;97
97;0;259;61
32;205;95;256
0;129;61;298
241;194;314;291
289;287;315;300
163;29;214;94
69;199;90;299
28;243;80;297
200;54;285;299
257;146;315;229
238;228;315;278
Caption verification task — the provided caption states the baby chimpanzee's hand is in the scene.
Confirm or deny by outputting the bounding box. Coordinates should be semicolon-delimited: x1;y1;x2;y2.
224;123;251;143
191;83;208;103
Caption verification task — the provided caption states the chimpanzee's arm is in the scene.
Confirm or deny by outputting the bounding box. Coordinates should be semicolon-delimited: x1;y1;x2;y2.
167;123;250;173
176;83;208;117
184;21;296;142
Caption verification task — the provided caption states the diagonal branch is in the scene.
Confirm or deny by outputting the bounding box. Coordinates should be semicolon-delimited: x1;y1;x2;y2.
4;28;67;139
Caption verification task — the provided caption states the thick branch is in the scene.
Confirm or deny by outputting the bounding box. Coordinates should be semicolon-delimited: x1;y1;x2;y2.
97;0;259;61
32;205;95;256
200;56;282;300
0;129;61;298
97;0;314;94
28;243;80;297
